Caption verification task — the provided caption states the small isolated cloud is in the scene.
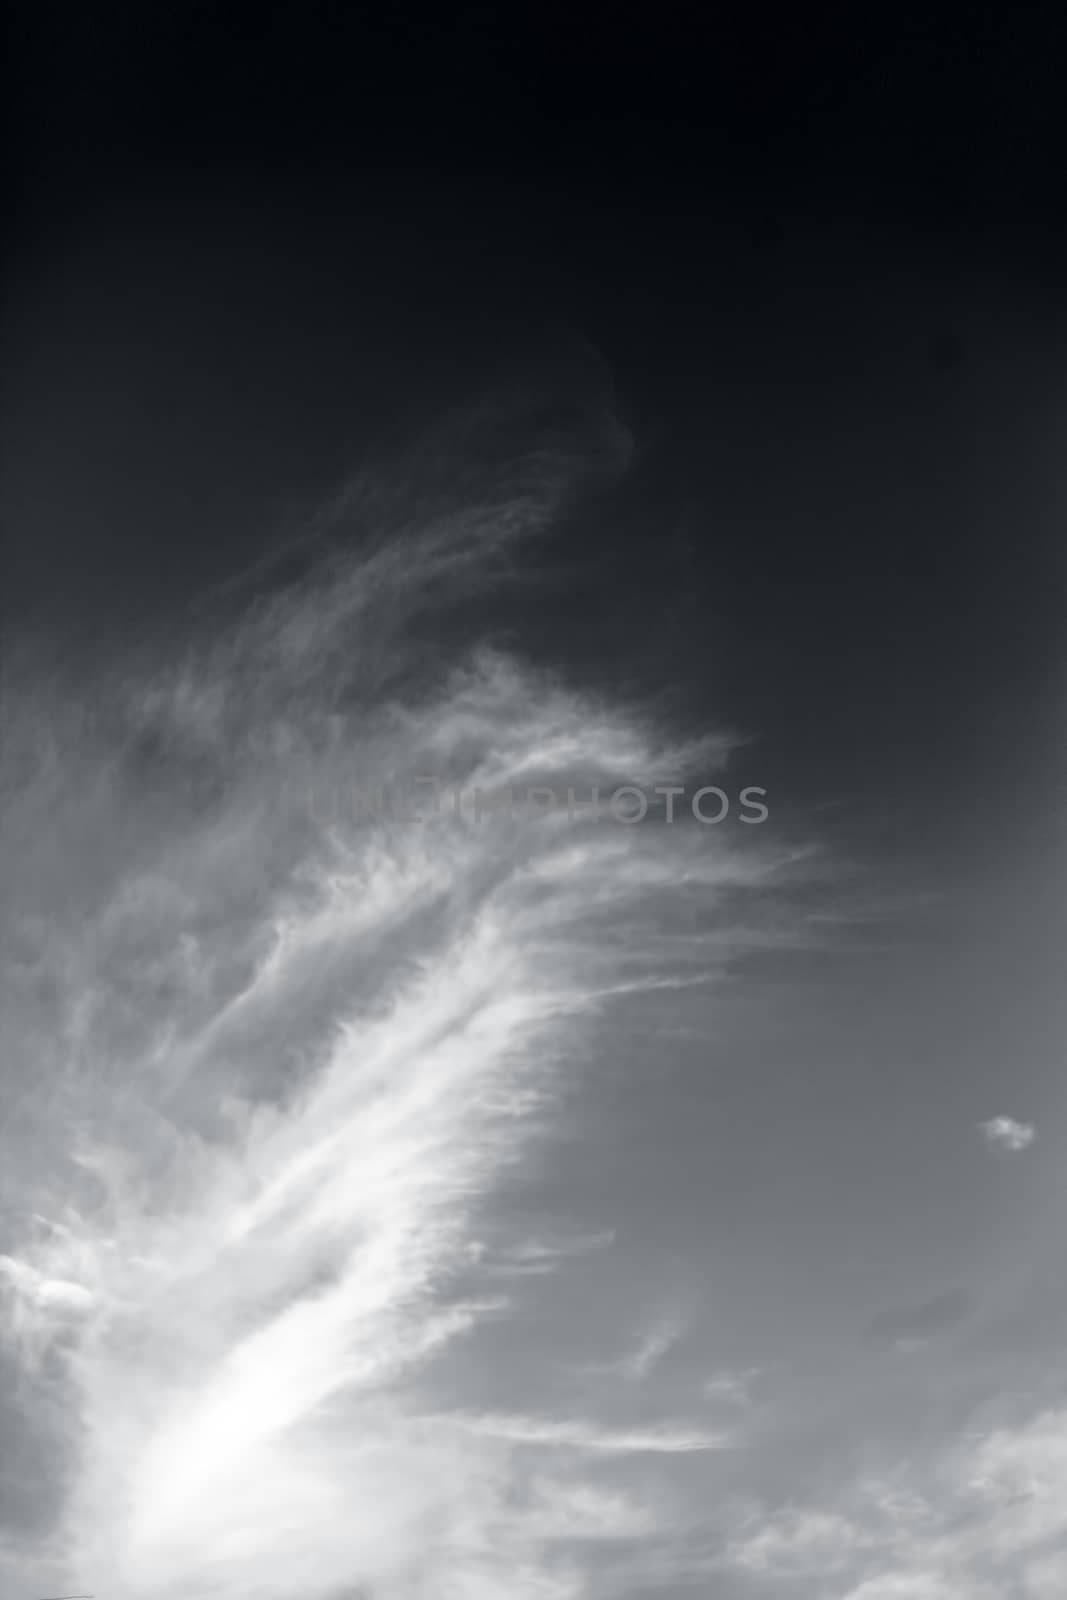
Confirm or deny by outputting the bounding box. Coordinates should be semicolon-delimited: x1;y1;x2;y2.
616;1315;686;1381
703;1367;761;1406
979;1116;1036;1154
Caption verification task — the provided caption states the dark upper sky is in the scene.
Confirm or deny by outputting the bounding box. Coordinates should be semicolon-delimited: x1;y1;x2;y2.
3;4;1065;857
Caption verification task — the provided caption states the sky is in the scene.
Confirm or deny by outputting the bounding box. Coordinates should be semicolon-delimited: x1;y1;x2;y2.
2;8;1067;1599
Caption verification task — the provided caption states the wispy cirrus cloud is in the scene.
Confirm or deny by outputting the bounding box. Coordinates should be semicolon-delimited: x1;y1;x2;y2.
702;1367;762;1406
447;1412;732;1453
617;1317;687;1382
0;383;810;1600
720;1403;1067;1599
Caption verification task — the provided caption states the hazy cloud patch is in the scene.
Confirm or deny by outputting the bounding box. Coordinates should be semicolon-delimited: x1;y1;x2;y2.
863;1287;976;1351
979;1117;1036;1154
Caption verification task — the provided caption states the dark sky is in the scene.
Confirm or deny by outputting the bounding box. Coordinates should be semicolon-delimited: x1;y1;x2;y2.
4;4;1065;863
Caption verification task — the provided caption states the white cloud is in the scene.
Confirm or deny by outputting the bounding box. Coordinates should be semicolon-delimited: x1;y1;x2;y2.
450;1413;732;1454
0;390;804;1600
493;1230;618;1276
979;1116;1036;1153
613;1314;686;1381
725;1406;1067;1600
703;1367;761;1406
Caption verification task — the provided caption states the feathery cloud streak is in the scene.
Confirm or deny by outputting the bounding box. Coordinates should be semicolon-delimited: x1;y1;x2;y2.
0;385;803;1599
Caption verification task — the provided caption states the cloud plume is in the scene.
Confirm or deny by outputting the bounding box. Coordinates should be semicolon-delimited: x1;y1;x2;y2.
0;382;798;1599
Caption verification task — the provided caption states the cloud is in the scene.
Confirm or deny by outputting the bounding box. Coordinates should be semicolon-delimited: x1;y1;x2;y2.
611;1314;686;1382
979;1117;1036;1153
727;1506;871;1579
490;1230;618;1277
0;385;807;1600
448;1413;732;1454
863;1287;975;1351
702;1367;761;1406
723;1405;1067;1599
842;1578;958;1599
